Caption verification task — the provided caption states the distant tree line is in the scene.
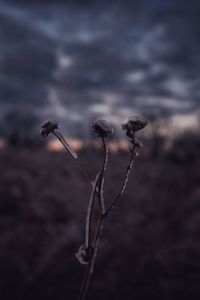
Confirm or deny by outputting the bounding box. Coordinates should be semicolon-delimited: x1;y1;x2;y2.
0;110;43;147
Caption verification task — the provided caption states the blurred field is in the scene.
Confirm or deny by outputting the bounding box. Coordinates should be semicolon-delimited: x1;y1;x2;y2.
0;137;200;300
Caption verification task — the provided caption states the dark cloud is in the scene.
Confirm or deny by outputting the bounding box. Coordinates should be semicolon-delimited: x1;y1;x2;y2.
0;0;199;135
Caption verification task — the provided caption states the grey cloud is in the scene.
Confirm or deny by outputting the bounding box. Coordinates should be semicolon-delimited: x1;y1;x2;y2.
0;1;199;136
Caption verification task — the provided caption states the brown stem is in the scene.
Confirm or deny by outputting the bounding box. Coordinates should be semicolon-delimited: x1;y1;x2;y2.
98;137;108;214
52;131;92;186
79;215;104;300
79;137;108;300
85;173;100;248
103;144;137;218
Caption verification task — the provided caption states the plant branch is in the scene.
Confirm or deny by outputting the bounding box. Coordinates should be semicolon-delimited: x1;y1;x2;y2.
103;144;137;218
79;211;104;300
52;131;92;186
85;173;100;249
97;137;108;215
79;137;108;300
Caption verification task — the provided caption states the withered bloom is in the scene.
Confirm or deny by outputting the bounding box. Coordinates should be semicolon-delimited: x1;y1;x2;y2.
121;116;148;140
90;120;113;138
40;120;59;137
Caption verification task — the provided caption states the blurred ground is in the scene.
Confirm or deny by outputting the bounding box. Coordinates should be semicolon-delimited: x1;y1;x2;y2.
0;137;200;300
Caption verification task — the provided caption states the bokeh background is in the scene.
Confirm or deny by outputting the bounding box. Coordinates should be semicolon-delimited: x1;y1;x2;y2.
0;0;200;299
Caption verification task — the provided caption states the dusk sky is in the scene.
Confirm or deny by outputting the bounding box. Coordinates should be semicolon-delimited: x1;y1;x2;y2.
0;0;200;137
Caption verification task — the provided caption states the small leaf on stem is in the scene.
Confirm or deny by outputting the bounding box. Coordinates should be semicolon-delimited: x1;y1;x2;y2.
75;245;89;265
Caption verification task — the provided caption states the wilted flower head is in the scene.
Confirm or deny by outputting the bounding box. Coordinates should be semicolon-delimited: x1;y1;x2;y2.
121;116;148;139
40;120;59;137
90;120;113;138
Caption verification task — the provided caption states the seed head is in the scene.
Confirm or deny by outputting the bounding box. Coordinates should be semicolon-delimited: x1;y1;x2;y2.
121;116;148;139
90;119;113;138
40;120;59;137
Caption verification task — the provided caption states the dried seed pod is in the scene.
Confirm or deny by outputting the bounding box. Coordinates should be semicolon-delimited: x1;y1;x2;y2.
122;115;148;132
75;245;89;265
121;116;148;139
41;120;59;137
90;120;113;138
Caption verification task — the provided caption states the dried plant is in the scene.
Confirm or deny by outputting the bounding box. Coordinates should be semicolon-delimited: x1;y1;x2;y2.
41;116;148;300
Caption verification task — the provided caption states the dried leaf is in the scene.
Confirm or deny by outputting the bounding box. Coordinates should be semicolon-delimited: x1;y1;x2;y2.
75;245;89;265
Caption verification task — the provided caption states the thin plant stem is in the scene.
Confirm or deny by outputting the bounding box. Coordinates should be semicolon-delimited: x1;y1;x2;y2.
98;137;108;214
85;173;100;248
52;131;92;186
79;215;104;300
79;209;105;300
79;137;108;300
103;144;137;218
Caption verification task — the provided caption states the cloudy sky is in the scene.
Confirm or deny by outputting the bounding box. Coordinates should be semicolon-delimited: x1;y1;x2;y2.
0;0;200;136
